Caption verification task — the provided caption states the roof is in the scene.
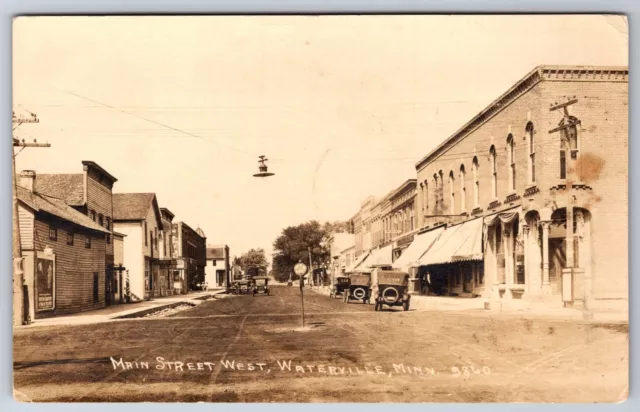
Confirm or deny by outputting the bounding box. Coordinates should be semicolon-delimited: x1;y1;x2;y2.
415;65;629;171
206;247;226;260
387;179;417;201
160;207;175;220
35;174;85;206
82;161;118;183
418;217;483;266
113;193;162;228
196;227;206;237
17;186;109;234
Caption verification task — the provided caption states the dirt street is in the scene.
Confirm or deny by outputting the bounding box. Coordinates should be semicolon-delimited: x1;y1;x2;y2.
13;286;628;403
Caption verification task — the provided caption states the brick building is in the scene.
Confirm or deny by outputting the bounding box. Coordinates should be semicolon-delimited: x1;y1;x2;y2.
113;193;163;301
404;65;628;311
171;222;207;293
17;171;111;320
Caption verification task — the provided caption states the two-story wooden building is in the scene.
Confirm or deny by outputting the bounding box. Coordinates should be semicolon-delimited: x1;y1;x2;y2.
17;170;111;320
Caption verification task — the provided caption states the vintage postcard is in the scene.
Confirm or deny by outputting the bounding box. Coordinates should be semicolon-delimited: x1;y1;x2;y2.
12;15;628;403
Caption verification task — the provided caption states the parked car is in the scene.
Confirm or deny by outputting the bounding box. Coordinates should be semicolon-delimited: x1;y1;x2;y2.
329;276;350;299
252;276;269;296
343;274;371;304
373;270;410;311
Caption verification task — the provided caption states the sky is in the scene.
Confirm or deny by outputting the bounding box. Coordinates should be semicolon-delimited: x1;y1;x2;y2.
12;15;628;260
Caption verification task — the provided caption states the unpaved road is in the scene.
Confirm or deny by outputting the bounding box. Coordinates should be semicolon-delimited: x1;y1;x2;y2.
13;286;628;402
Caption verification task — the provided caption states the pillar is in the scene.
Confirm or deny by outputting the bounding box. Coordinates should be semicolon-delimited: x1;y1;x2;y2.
540;221;552;294
522;224;530;297
503;223;513;300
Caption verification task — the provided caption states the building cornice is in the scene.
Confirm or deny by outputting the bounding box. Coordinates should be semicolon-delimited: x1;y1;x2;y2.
415;65;628;172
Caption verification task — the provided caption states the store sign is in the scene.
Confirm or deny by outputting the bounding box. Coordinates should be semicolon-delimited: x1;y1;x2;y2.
396;234;414;247
36;258;55;311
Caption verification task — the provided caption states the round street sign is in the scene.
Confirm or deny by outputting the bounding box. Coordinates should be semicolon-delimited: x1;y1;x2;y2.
294;262;308;276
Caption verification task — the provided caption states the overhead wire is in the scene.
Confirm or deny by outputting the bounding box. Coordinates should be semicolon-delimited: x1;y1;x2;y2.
62;90;257;158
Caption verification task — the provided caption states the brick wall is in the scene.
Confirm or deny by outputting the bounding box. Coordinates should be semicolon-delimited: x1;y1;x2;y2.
537;81;628;300
33;217;106;317
415;76;628;302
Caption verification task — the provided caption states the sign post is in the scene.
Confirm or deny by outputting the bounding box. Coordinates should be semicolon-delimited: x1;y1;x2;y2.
294;261;308;328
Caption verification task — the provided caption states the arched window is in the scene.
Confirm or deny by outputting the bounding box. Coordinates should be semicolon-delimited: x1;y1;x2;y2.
490;145;497;198
459;164;466;212
472;157;479;207
410;204;414;230
449;171;455;215
507;134;516;191
423;180;428;213
419;183;425;214
438;170;444;213
526;122;535;183
433;173;439;212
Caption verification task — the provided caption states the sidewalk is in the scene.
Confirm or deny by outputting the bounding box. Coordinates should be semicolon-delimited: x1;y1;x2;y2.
308;286;627;323
18;288;227;329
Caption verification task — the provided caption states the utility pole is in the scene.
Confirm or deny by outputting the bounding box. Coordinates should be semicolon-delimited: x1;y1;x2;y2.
549;97;580;308
308;247;313;287
12;110;48;326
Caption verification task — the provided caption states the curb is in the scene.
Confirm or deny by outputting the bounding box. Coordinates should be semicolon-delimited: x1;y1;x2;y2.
112;301;196;319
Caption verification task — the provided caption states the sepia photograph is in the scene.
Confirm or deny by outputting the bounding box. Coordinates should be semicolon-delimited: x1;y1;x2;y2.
11;15;628;403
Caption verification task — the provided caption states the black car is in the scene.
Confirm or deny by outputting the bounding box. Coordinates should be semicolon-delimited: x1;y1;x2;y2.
329;276;350;299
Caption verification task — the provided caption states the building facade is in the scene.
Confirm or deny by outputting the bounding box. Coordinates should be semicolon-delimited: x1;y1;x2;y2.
205;245;231;288
158;207;178;295
172;222;207;292
113;193;163;301
411;65;627;311
17;171;111;320
34;161;119;305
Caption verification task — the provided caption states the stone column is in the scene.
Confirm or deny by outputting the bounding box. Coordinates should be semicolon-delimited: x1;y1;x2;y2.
503;223;513;300
540;221;552;294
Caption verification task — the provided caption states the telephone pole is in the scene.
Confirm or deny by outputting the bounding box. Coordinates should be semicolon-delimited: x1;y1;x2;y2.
12;110;49;326
549;98;580;308
308;247;313;287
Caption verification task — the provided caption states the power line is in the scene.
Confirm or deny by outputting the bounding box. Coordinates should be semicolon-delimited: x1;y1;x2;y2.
63;90;256;158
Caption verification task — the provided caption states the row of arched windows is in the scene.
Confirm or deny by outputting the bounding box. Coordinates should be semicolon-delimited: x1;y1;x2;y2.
419;122;537;218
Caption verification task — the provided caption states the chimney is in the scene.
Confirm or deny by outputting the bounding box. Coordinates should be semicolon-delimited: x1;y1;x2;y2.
20;170;36;192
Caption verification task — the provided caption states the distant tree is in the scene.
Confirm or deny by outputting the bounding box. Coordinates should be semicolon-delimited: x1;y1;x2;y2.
237;248;268;278
272;220;345;283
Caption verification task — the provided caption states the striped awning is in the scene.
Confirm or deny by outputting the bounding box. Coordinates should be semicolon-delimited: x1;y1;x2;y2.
418;217;484;266
392;226;445;271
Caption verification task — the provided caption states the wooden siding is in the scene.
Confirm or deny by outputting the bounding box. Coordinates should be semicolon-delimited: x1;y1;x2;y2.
18;205;34;250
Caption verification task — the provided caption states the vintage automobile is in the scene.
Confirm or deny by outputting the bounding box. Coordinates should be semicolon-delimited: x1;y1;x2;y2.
233;280;252;295
329;276;351;299
252;276;269;296
343;274;371;304
373;270;410;311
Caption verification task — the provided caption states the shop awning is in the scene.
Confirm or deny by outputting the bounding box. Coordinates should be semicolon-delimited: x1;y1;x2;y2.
346;252;370;273
366;244;393;268
418;217;484;266
392;226;445;271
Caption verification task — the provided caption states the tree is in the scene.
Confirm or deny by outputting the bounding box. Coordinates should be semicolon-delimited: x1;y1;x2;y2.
271;220;347;283
236;248;268;278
